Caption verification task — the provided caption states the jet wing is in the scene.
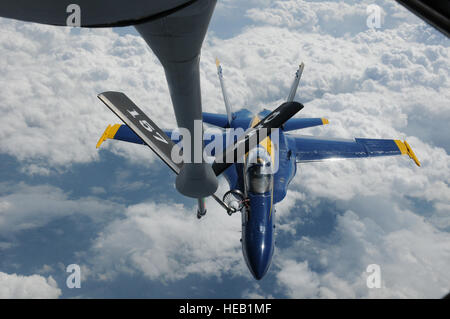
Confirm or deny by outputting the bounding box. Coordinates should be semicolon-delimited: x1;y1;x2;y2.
97;123;227;157
287;135;421;167
97;92;231;213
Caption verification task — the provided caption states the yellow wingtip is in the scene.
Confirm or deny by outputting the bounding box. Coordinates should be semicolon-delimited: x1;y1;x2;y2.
394;140;408;155
404;140;421;167
394;140;421;167
322;118;329;125
96;124;121;149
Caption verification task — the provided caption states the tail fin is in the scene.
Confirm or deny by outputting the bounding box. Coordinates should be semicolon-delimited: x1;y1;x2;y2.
97;91;183;174
216;58;233;127
287;62;304;102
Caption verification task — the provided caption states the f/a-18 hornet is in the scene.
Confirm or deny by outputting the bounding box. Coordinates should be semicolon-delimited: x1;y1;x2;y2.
96;61;421;280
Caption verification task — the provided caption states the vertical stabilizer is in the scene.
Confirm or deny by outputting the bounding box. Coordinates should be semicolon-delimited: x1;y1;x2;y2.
216;58;233;126
287;62;305;102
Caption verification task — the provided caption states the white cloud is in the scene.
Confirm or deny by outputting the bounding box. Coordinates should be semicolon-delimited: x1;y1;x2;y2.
275;208;450;298
90;186;106;195
35;264;54;275
276;260;320;298
0;182;121;234
0;272;61;299
88;196;246;282
0;20;173;171
0;242;14;250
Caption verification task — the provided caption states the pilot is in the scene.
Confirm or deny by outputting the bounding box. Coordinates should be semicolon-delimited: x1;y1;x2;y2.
245;147;273;194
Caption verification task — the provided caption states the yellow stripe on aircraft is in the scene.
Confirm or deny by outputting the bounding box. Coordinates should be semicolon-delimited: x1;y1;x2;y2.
96;124;121;149
249;116;275;163
394;140;421;167
404;141;421;167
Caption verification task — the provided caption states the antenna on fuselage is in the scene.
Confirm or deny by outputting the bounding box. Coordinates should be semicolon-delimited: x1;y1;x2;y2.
287;62;305;102
216;58;233;126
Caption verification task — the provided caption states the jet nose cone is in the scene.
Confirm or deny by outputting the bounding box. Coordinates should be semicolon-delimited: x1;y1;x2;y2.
247;246;271;280
252;266;267;281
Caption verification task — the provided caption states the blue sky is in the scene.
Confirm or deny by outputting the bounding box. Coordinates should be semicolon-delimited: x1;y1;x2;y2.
0;0;449;298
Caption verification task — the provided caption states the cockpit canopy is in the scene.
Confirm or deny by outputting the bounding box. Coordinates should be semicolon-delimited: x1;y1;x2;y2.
245;147;273;194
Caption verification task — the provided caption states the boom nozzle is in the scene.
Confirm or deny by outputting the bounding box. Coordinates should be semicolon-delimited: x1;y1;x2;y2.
176;163;218;198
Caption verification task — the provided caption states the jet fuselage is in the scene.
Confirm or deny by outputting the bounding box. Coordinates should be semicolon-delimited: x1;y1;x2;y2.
222;109;297;279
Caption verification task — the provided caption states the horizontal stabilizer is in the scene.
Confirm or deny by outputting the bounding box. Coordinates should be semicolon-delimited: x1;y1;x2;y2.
203;112;230;128
283;118;329;131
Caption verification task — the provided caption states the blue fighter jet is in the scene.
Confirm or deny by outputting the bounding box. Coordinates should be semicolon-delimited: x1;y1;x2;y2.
96;61;421;280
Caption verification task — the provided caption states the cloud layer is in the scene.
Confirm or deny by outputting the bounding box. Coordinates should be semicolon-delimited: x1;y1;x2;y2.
0;182;121;235
0;0;449;298
0;272;61;299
